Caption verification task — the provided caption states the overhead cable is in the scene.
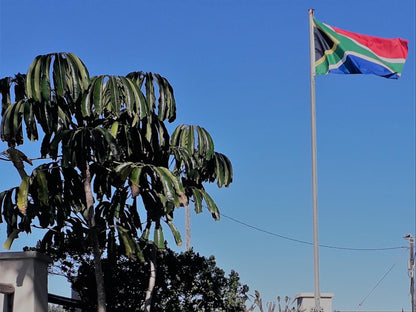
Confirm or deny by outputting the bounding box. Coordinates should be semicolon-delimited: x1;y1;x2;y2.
220;213;407;251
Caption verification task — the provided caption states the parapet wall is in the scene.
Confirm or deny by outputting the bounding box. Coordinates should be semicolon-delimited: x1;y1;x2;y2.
0;251;51;312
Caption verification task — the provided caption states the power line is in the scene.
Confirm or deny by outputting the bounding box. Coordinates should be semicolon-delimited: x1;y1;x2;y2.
357;249;408;308
220;212;407;251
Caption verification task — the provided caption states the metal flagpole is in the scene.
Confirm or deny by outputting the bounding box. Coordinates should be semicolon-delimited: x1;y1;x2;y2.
308;8;321;312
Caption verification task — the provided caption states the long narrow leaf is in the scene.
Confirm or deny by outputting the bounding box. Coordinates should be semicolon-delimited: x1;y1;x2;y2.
130;166;143;187
32;56;43;102
40;54;52;102
200;189;220;220
117;225;135;258
35;169;49;205
93;75;105;115
107;76;121;115
153;167;177;205
0;77;11;113
115;162;134;182
17;176;30;215
170;124;184;146
141;222;151;240
2;229;20;250
66;53;90;90
167;221;182;246
119;76;134;115
145;73;155;112
65;54;82;100
24;100;38;142
192;188;203;214
53;54;67;97
110;121;119;138
154;224;165;249
26;55;42;101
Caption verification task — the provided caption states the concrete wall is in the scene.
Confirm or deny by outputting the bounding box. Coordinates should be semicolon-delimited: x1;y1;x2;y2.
0;251;51;312
294;292;334;312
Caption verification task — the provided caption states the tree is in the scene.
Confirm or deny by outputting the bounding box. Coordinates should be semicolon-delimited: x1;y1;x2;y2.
45;246;248;312
46;244;248;312
48;304;69;312
0;53;233;312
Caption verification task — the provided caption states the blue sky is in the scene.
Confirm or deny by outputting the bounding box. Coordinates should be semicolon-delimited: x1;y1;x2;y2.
0;0;415;310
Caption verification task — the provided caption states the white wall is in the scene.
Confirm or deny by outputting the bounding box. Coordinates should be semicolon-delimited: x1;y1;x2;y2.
294;292;334;312
0;251;51;312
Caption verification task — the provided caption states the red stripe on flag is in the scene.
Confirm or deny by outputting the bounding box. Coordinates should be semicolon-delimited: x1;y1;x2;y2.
332;26;408;59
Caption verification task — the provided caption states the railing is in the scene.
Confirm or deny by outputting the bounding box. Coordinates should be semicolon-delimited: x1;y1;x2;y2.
48;293;82;309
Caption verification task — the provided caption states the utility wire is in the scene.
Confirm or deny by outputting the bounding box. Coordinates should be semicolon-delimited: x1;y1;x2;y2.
220;212;407;251
356;248;408;308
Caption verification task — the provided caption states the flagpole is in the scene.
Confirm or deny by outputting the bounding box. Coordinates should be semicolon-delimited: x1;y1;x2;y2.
308;8;321;312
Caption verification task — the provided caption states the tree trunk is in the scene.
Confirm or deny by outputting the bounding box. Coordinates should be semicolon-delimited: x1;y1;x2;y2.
84;162;107;312
185;203;191;251
143;245;157;312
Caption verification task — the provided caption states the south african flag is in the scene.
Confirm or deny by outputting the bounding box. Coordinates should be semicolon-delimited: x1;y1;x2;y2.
314;18;409;79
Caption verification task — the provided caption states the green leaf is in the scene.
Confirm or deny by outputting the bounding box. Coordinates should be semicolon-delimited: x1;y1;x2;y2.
40;54;52;102
66;52;90;90
107;76;121;115
82;75;106;117
145;73;155;112
0;77;11;113
115;162;134;182
12;100;24;144
192;188;203;214
2;229;20;250
35;169;49;205
23;100;38;142
153;166;178;206
65;56;80;100
17;176;30;215
64;53;89;100
110;121;119;138
154;73;176;122
1;104;14;142
200;189;220;220
3;189;16;227
180;126;190;153
196;126;214;159
215;153;225;188
141;222;151;240
93;127;119;161
119;76;134;115
117;225;135;258
93;75;105;114
158;166;184;196
130;166;142;187
167;221;182;246
26;55;42;101
170;124;184;146
221;153;233;187
53;54;67;97
154;224;165;249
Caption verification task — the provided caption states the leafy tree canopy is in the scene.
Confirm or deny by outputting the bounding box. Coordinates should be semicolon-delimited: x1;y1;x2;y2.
44;244;248;312
0;51;232;257
0;52;233;312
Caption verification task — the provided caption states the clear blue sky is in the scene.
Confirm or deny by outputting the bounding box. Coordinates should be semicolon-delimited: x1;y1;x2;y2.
0;0;415;310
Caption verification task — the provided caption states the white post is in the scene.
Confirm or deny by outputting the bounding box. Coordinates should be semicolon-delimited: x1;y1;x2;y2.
0;251;52;312
185;204;191;251
404;234;415;312
308;8;321;312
